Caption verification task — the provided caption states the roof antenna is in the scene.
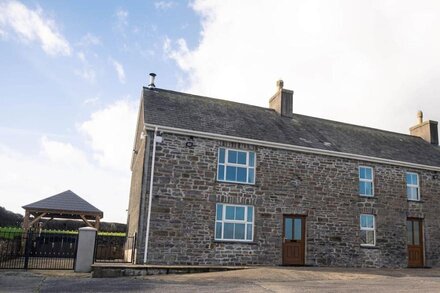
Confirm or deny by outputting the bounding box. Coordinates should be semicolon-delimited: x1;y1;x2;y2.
148;73;156;89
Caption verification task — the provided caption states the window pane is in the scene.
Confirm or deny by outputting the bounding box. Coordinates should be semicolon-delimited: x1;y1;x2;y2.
360;167;366;179
247;207;253;222
218;165;225;181
406;173;412;185
234;224;245;239
237;151;246;164
366;215;373;228
249;152;255;167
224;223;234;239
360;215;370;228
365;168;372;180
294;218;302;240
225;206;235;220
246;224;253;240
359;181;366;195
414;222;420;245
236;167;247;182
366;231;374;245
219;148;225;163
365;182;372;195
360;230;374;245
226;166;236;181
285;218;293;240
228;150;237;163
235;207;245;220
407;187;417;200
407;221;413;245
248;168;254;184
216;204;223;221
360;230;367;244
215;222;222;239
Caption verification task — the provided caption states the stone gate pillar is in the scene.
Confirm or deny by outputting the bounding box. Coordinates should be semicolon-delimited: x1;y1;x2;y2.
74;227;97;273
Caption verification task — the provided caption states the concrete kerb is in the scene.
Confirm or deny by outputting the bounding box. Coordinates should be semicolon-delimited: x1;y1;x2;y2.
91;264;249;278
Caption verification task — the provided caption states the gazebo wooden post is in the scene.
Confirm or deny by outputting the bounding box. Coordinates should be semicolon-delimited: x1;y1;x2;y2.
21;210;31;253
22;210;30;233
95;215;101;230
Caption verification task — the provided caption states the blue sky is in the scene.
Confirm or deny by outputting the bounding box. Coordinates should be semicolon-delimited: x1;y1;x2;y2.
2;0;440;222
1;0;199;150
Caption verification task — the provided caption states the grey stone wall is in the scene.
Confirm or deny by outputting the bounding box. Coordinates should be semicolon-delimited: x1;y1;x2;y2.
135;132;440;268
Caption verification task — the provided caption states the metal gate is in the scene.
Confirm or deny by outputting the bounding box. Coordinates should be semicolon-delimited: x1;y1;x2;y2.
94;234;135;263
0;230;78;270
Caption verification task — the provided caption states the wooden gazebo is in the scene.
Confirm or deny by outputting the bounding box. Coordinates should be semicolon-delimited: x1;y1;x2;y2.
22;190;103;231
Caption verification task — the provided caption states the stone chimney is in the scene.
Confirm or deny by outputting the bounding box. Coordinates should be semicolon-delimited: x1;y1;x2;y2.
409;111;439;145
269;80;293;117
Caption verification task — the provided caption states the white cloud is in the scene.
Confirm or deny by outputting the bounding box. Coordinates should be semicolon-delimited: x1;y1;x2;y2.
110;58;126;83
115;8;128;32
77;32;101;47
0;99;138;223
40;136;88;166
154;1;176;10
167;0;440;134
74;51;96;83
0;0;71;56
83;96;100;106
79;99;137;171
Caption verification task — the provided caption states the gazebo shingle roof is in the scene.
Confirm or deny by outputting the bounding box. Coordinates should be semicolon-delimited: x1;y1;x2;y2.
22;190;103;217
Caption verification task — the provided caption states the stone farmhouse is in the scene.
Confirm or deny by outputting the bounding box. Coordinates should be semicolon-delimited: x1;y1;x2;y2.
126;75;440;268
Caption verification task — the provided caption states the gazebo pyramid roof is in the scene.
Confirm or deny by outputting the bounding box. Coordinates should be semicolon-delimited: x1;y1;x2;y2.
23;190;103;217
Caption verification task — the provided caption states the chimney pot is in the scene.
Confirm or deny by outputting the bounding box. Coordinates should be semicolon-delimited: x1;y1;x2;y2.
417;110;423;124
277;80;284;90
148;73;156;89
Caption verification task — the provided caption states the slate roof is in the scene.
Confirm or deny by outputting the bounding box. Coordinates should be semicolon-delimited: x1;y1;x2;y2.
143;88;440;168
23;190;103;216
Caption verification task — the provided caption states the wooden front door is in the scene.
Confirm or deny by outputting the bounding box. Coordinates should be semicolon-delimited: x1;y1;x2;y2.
283;215;306;265
407;218;424;268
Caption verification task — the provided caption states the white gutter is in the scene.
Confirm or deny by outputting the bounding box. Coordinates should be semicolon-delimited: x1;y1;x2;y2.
144;123;440;172
143;127;158;263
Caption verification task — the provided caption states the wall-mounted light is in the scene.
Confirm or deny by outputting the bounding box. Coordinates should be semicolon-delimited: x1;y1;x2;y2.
186;141;194;148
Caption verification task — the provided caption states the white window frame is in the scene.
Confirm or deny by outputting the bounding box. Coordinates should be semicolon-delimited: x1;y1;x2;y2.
406;172;420;201
215;203;254;242
359;166;374;197
217;148;256;184
360;214;376;247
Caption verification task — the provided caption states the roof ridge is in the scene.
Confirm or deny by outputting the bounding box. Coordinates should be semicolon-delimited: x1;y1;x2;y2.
292;113;420;140
147;87;423;141
144;87;275;112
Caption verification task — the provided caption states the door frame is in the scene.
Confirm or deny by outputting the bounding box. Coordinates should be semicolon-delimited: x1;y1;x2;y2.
282;214;307;266
407;217;425;268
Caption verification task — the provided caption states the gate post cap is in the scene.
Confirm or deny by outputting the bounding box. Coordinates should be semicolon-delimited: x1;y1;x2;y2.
79;227;97;232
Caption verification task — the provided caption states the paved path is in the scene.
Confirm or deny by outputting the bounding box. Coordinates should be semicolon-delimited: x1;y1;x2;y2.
2;267;440;292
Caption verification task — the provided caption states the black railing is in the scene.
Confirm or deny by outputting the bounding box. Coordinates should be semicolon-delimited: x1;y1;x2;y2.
0;230;78;270
94;234;136;263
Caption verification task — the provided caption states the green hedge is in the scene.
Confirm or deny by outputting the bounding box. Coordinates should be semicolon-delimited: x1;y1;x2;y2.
0;227;126;238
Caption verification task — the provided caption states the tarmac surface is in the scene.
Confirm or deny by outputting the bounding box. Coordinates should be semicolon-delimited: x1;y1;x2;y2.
2;267;440;292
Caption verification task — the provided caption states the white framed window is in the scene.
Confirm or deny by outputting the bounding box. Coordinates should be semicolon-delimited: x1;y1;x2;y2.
406;172;420;201
217;148;255;184
215;203;254;242
359;166;374;196
360;214;376;246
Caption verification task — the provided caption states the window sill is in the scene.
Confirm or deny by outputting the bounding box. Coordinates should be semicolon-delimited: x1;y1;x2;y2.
359;195;375;198
213;240;257;245
216;180;256;186
360;245;379;249
407;199;423;203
